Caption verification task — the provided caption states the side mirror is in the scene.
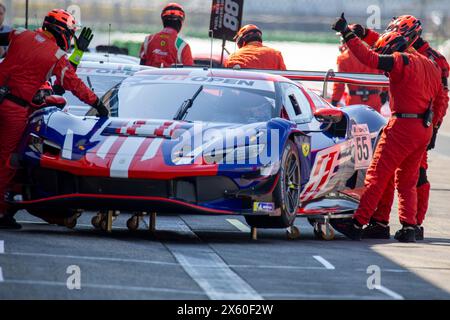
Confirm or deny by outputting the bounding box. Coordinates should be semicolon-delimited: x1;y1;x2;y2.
44;95;67;109
314;108;344;123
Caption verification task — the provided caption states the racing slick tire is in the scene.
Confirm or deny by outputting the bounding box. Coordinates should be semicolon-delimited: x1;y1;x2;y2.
245;140;301;228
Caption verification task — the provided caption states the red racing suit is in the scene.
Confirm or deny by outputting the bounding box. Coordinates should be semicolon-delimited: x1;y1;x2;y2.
331;48;384;112
139;27;193;67
363;31;450;226
0;28;99;215
344;34;445;226
225;41;286;70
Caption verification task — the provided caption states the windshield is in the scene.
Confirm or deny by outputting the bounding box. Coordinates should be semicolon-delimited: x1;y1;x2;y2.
64;75;127;107
103;82;279;124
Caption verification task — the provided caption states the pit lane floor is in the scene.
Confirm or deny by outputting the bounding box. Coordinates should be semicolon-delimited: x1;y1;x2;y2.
1;152;450;300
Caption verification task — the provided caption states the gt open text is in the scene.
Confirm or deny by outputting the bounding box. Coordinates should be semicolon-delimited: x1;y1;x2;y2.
177;304;274;318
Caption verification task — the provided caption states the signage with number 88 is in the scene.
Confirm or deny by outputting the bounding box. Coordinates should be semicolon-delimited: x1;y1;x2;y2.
224;0;240;31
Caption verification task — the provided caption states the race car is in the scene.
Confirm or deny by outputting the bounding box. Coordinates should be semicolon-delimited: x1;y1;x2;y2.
10;67;389;236
62;61;153;116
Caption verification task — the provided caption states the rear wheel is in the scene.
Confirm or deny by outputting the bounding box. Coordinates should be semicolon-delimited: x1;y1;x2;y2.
245;140;301;228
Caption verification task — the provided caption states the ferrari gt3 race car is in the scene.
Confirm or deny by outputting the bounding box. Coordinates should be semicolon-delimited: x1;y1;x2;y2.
9;67;389;237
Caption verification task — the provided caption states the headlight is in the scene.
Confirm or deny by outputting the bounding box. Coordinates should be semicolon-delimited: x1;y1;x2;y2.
204;144;266;164
28;133;61;156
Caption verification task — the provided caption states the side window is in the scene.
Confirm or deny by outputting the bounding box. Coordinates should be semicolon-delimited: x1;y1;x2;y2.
280;83;313;123
305;88;333;110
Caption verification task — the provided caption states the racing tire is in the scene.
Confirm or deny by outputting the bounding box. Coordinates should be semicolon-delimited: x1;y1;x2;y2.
245;140;301;228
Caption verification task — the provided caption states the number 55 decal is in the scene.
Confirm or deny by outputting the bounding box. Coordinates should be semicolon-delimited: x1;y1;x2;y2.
352;124;373;170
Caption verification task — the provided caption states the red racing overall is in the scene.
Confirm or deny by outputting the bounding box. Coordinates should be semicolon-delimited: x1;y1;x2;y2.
139;27;193;67
225;42;286;70
345;35;444;226
0;29;99;216
363;33;450;226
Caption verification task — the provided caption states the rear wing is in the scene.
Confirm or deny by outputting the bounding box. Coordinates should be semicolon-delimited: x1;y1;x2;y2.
264;69;389;88
248;68;389;99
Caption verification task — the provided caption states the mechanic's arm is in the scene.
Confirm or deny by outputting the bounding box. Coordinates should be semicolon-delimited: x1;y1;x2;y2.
182;44;194;66
68;27;94;69
362;28;380;47
332;14;400;75
52;56;108;116
433;84;448;128
427;85;447;150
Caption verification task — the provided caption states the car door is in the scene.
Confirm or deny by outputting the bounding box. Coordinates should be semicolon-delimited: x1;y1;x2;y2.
280;82;354;202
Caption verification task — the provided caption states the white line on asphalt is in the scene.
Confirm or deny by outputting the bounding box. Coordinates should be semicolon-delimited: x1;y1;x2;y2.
313;255;335;270
7;252;179;266
166;216;263;300
0;240;4;254
226;219;251;232
5;251;328;270
374;285;404;300
0;267;3;282
1;279;204;296
261;292;389;300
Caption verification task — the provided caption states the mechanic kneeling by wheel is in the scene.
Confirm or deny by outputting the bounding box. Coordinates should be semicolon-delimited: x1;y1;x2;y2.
330;13;446;242
0;9;109;229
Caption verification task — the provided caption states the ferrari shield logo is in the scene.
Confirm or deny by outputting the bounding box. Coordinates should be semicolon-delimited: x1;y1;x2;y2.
302;143;310;157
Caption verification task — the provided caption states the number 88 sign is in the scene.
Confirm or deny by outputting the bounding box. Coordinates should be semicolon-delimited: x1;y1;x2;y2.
210;0;244;41
352;124;373;170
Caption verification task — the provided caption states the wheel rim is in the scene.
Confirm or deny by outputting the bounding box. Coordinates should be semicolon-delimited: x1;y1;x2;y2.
284;152;300;214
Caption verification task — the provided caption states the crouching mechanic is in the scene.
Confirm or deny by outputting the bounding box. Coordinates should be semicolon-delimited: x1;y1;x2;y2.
352;16;449;240
225;24;286;70
140;3;193;67
330;13;446;242
0;9;108;229
331;24;386;112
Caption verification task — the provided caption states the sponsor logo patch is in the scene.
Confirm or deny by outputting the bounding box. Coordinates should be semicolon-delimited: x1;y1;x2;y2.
302;143;310;157
253;202;275;213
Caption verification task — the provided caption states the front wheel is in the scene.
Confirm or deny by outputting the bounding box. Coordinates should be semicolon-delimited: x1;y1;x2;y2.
245;140;301;228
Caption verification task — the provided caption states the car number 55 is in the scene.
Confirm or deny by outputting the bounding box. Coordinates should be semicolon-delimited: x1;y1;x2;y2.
352;124;373;170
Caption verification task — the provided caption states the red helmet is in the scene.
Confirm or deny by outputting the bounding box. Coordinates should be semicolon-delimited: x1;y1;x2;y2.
234;24;262;48
386;15;422;47
374;31;408;55
42;9;78;51
161;3;185;22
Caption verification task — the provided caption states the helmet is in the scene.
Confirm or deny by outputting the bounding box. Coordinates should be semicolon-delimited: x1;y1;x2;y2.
374;31;408;55
234;24;262;48
386;15;422;47
161;3;185;22
42;9;78;51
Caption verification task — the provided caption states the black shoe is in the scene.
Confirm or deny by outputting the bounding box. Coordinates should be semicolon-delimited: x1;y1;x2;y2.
362;220;390;239
394;225;416;243
415;225;424;241
0;216;22;230
330;218;362;240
